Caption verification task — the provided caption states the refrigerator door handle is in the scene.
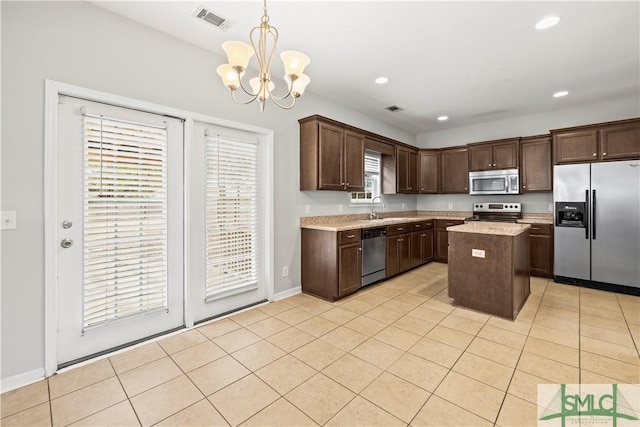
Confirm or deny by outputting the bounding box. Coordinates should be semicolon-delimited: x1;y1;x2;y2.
584;189;590;239
592;189;597;240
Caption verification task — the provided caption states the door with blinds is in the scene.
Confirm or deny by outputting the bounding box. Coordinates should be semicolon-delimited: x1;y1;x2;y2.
56;96;184;366
188;122;268;323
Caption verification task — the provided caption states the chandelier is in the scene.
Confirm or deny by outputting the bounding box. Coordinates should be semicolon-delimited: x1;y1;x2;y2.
216;0;311;111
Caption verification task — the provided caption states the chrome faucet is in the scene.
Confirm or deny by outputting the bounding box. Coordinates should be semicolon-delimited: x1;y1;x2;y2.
369;196;385;220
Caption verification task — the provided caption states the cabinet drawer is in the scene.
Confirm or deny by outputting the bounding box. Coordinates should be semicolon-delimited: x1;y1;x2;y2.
387;223;410;236
423;220;434;229
410;221;426;231
338;229;361;245
528;223;552;236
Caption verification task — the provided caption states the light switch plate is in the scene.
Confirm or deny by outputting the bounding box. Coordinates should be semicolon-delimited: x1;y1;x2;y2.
1;211;16;230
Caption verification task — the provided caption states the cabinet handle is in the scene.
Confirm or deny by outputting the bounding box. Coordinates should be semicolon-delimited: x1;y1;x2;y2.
602;152;607;156
347;234;355;239
523;185;526;189
358;247;362;251
397;227;404;231
398;238;404;242
488;164;492;167
421;234;426;237
592;153;597;157
346;182;350;185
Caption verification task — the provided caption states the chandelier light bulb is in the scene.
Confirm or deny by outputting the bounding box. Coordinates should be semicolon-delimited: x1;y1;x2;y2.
216;64;240;90
280;50;311;77
221;41;254;70
287;74;311;97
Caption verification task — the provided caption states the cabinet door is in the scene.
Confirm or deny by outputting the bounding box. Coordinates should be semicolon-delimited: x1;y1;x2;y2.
529;225;553;277
600;123;640;161
338;243;361;297
410;232;423;268
422;229;434;263
434;220;463;262
492;141;519;169
344;131;365;191
521;136;552;192
553;130;599;164
408;151;419;193
386;236;400;277
434;227;449;262
440;148;469;193
469;145;493;171
318;123;345;190
398;236;411;272
419;151;439;193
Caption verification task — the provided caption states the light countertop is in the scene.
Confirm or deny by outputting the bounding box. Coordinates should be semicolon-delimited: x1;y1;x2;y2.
300;211;552;232
447;222;531;236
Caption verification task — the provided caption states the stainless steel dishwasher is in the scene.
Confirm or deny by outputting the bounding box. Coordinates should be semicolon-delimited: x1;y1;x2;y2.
361;227;387;287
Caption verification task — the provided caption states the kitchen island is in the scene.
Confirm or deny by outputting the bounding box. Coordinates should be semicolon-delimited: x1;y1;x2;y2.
446;222;531;320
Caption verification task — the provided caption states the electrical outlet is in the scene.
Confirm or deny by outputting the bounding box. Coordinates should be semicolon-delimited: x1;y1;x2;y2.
338;204;343;212
282;266;289;277
548;203;553;212
305;204;311;214
448;203;453;210
402;203;406;210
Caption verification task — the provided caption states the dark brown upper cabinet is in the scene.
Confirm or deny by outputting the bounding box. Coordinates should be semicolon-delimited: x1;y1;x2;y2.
396;146;419;193
440;147;469;194
520;135;552;192
468;138;520;171
418;150;439;194
299;116;364;191
552;118;640;164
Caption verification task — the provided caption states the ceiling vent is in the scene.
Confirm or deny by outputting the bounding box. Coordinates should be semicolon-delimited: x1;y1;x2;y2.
193;6;233;32
385;105;404;113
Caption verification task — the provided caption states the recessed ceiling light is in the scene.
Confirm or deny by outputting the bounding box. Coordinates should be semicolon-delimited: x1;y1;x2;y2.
375;77;389;85
553;91;569;98
437;116;449;121
535;16;560;30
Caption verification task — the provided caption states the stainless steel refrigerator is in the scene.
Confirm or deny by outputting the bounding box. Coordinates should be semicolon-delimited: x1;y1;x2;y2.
554;160;640;290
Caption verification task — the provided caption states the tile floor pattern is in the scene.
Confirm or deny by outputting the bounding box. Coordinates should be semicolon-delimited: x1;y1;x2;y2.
2;263;640;426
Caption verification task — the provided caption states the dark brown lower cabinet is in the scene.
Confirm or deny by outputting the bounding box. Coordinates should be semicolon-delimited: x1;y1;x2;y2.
410;222;434;267
301;228;361;301
387;234;411;277
529;223;554;277
435;219;464;262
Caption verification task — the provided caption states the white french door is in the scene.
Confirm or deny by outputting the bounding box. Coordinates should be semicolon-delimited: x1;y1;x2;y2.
56;96;184;366
188;122;269;323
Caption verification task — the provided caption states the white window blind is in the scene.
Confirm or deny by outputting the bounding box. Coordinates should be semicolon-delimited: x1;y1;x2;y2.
205;133;259;301
82;114;169;330
352;150;381;203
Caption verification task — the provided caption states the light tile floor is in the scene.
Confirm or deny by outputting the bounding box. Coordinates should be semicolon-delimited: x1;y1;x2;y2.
2;263;639;426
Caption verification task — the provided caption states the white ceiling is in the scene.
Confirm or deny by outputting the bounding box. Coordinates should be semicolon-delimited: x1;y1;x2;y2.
91;1;640;135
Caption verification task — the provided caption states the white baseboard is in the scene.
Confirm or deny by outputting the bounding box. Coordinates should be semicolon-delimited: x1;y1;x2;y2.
1;368;46;393
274;286;301;301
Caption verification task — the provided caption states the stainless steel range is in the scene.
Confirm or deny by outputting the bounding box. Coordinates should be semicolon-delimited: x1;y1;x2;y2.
465;202;522;223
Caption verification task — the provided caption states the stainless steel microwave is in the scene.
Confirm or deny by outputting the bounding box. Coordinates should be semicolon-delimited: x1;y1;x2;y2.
469;169;519;195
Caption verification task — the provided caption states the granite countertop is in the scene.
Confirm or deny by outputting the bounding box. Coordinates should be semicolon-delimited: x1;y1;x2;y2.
300;211;553;231
447;222;531;236
300;211;469;231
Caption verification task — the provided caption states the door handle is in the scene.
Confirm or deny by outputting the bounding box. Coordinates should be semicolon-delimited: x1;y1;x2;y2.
584;189;589;240
592;189;597;240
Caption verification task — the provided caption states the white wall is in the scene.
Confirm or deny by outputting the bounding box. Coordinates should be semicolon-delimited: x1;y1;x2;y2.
417;96;640;148
0;1;416;384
